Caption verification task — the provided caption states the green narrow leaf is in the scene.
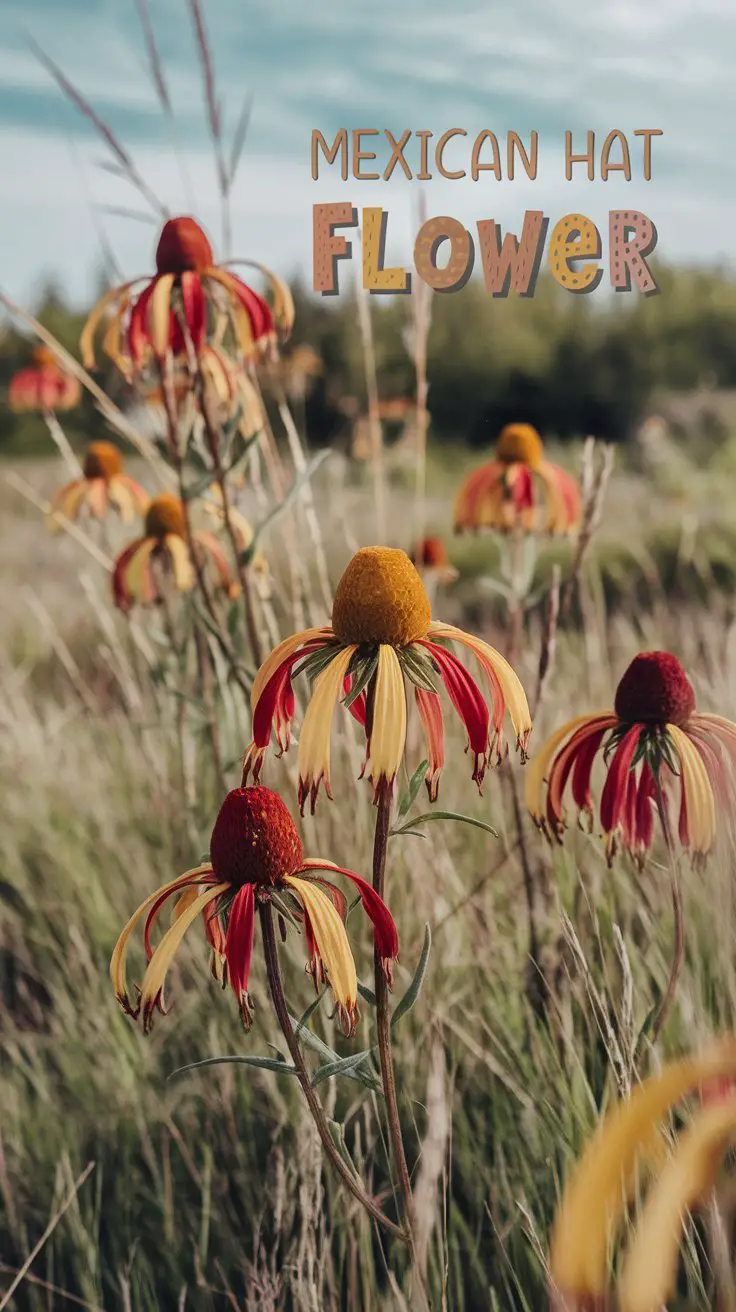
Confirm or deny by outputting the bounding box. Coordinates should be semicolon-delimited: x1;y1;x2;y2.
243;450;331;562
311;1049;376;1088
357;981;377;1007
167;1054;298;1080
391;811;499;839
343;651;378;708
297;990;326;1029
289;1013;381;1092
397;759;429;818
391;924;432;1029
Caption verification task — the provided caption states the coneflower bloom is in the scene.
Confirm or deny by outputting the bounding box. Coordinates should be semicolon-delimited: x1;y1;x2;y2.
112;493;234;612
454;423;581;536
48;441;149;528
526;651;736;865
243;545;532;813
111;786;399;1035
9;345;81;413
410;537;459;586
80;215;294;375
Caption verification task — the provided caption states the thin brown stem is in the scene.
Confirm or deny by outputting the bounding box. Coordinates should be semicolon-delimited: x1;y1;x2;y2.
372;786;428;1306
651;775;684;1043
258;901;406;1242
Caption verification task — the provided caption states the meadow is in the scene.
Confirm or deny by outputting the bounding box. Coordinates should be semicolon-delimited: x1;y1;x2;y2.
3;419;736;1311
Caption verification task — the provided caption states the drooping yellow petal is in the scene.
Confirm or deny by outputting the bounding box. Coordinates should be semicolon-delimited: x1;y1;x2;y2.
125;537;158;603
429;621;532;749
366;644;407;789
251;627;334;709
298;645;357;807
47;479;88;531
668;723;716;855
80;278;144;369
138;883;228;1031
618;1097;736;1312
550;1039;736;1302
285;874;357;1013
149;273;176;357
524;714;606;820
109;865;214;1008
108;478;136;523
164;533;195;592
205;269;256;356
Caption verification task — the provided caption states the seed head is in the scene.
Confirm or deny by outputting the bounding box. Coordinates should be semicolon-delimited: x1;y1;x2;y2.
155;216;214;276
145;494;186;539
614;651;696;727
210;786;304;887
496;423;544;468
332;546;431;646
83;441;124;481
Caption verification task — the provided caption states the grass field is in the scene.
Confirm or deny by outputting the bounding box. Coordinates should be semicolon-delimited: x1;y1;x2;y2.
3;431;736;1311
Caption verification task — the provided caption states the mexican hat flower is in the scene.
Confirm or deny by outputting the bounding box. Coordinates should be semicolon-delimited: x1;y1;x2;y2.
111;785;399;1035
112;493;234;613
9;345;81;413
242;545;532;813
526;651;736;866
549;1039;736;1312
410;536;459;585
48;441;149;529
80;215;294;376
454;423;581;536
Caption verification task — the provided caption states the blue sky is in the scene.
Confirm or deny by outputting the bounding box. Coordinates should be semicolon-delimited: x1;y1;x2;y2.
1;0;734;306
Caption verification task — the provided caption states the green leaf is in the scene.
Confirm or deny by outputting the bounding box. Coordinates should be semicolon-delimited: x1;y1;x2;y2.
311;1049;376;1088
167;1054;298;1080
289;1012;381;1092
391;924;431;1029
357;981;377;1007
243;450;331;563
391;829;428;840
399;644;438;693
343;651;378;709
397;759;429;818
297;990;326;1028
391;811;499;839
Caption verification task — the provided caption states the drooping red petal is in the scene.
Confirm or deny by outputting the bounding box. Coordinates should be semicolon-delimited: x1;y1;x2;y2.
252;643;324;752
303;862;399;978
546;719;611;831
343;673;367;728
570;722;613;813
415;687;445;801
127;278;158;364
418;640;489;787
179;271;207;352
599;725;643;836
506;463;534;511
634;762;656;856
225;884;256;1024
143;869;217;960
223;273;275;343
112;538;145;613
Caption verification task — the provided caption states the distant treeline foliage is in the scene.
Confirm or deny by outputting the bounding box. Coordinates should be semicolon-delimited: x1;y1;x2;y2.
3;263;736;453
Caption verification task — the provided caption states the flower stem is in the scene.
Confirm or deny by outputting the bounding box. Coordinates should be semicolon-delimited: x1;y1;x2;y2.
372;785;428;1304
258;900;406;1242
651;773;684;1043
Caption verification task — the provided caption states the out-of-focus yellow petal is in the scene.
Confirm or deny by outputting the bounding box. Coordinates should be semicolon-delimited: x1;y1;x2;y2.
109;865;214;1009
125;538;158;603
298;645;357;808
668;723;716;855
164;533;195;593
149;273;176;357
285;874;357;1016
523;714;607;821
366;644;406;789
429;621;533;751
139;883;228;1031
618;1097;736;1312
109;478;136;523
206;269;256;356
80;278;142;369
549;1039;736;1303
